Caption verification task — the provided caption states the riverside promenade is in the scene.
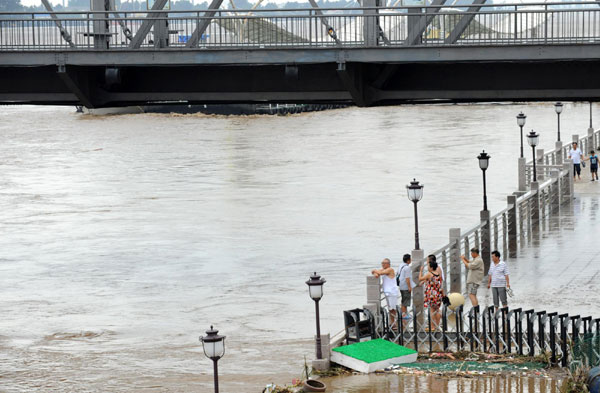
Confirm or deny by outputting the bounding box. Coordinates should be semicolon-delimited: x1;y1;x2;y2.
314;130;600;373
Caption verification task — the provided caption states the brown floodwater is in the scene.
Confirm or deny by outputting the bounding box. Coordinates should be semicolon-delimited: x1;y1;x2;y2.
320;374;562;393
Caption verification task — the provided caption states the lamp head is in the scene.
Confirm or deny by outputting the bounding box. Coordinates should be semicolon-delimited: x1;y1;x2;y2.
555;102;563;114
306;272;326;300
516;112;526;127
406;178;424;202
527;130;539;147
200;325;226;360
477;150;490;171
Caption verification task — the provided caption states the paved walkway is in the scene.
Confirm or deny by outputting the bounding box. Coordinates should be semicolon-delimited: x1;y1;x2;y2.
476;179;600;317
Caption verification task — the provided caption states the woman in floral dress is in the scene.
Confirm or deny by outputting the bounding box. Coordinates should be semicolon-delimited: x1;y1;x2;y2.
419;255;444;330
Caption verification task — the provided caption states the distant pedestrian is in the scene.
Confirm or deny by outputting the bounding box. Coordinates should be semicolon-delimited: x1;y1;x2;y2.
587;150;599;182
396;254;412;320
487;250;510;310
569;142;585;180
461;248;484;307
419;255;444;330
372;258;398;329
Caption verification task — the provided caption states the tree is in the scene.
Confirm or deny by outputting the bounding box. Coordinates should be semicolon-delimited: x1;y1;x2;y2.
0;0;25;12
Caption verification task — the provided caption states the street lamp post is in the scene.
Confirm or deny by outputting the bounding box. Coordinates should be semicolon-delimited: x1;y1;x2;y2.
406;179;424;250
527;130;540;182
306;272;326;360
517;112;527;158
590;102;593;129
477;151;490;211
555;102;563;142
200;326;226;393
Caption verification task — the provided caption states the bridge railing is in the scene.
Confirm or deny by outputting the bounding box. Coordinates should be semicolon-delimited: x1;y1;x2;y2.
2;2;600;50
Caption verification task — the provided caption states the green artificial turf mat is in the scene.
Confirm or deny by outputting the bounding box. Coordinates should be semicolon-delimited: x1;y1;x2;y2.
332;339;417;364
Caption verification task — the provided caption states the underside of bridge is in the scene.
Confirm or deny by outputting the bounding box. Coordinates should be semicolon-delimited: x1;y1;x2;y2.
2;47;600;108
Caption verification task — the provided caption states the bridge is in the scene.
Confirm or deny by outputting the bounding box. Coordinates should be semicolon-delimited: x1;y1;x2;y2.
1;1;600;107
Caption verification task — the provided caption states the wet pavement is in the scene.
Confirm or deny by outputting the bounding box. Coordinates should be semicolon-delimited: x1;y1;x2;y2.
475;179;600;317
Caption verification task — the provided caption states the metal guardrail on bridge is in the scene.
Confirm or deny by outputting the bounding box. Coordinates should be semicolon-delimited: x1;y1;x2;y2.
2;1;600;50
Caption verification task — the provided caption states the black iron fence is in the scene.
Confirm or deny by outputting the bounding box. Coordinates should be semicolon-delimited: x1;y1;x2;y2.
375;305;600;368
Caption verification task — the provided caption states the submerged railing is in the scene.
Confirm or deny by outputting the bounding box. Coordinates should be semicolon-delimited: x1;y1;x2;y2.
377;305;600;368
2;1;600;50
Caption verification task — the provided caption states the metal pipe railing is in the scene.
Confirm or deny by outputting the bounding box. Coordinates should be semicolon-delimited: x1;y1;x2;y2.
2;3;600;50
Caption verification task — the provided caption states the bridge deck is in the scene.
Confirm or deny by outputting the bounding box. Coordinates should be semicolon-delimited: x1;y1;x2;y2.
2;3;600;107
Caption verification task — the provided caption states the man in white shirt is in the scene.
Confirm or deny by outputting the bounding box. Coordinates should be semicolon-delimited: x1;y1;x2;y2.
569;142;584;180
487;250;510;310
372;258;398;328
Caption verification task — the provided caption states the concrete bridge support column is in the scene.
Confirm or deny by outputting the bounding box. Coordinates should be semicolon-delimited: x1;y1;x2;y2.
507;195;517;258
555;141;563;165
449;228;461;294
480;210;491;275
530;181;540;222
518;157;527;194
411;249;424;331
537;148;545;181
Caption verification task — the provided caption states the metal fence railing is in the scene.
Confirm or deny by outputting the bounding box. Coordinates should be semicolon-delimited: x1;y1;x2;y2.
378;305;600;368
2;2;600;50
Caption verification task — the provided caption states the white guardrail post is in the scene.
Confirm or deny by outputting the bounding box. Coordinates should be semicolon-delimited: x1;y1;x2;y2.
537;148;545;181
518;156;527;193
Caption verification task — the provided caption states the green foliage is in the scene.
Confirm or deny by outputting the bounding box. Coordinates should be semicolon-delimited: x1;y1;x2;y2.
0;0;25;12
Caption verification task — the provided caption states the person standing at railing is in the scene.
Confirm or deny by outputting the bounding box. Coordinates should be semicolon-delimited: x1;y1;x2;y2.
419;255;444;330
372;258;399;330
487;250;510;311
568;142;585;181
461;248;484;308
396;254;413;321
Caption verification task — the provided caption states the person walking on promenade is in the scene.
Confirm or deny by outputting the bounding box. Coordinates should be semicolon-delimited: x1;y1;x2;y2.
372;258;398;329
568;142;585;181
461;248;484;308
419;255;444;330
396;254;412;320
487;250;510;311
586;150;599;181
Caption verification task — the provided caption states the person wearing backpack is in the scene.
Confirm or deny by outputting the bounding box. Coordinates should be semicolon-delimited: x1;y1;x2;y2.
396;254;412;320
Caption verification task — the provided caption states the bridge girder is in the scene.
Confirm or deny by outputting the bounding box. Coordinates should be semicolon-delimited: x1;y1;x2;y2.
2;45;600;107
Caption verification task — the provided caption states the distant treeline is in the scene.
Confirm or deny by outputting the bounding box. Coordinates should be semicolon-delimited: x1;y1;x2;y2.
1;0;363;13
